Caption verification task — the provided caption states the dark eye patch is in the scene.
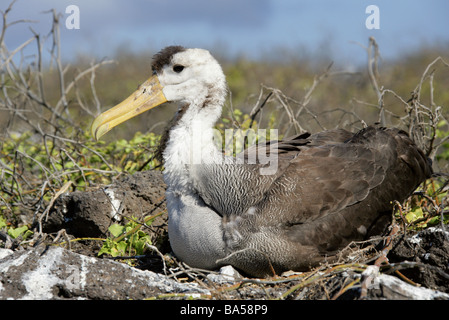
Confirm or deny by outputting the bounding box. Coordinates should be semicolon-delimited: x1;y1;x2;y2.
173;65;185;73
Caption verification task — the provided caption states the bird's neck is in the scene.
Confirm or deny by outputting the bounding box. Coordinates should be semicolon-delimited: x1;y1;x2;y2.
162;100;224;191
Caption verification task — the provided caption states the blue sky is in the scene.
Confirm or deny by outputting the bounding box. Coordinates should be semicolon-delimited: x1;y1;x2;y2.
3;0;449;66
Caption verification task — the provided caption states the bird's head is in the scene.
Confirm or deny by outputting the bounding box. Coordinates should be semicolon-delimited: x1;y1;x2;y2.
91;46;227;140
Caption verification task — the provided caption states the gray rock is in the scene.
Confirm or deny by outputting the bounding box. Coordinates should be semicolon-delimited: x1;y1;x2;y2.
44;170;169;252
0;248;13;260
0;246;209;300
376;274;449;300
388;226;449;294
206;265;243;284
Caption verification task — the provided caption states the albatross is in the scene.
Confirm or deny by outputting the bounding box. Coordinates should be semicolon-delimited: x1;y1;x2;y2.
91;46;432;277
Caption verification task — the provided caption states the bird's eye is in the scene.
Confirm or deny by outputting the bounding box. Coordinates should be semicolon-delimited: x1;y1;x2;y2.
173;65;185;73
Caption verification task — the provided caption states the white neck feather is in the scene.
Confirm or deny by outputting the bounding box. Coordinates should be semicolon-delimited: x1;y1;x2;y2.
159;47;228;192
162;100;224;192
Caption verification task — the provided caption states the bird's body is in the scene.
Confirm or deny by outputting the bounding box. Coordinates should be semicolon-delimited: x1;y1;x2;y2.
92;46;432;277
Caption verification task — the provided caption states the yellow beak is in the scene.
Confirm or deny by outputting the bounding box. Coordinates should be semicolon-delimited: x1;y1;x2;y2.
91;75;167;140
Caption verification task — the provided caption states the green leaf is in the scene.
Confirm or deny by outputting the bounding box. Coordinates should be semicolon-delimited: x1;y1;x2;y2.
8;225;28;239
98;239;113;256
22;230;34;241
116;241;128;255
405;207;423;223
108;224;125;237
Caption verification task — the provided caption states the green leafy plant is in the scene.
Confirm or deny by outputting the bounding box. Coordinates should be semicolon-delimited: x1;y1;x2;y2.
395;179;449;230
0;130;162;232
98;217;153;259
8;225;33;240
0;215;33;241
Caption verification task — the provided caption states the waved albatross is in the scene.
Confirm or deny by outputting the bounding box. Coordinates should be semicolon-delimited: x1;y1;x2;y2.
92;46;432;277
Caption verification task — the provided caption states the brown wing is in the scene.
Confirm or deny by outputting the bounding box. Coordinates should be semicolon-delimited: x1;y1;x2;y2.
249;126;432;252
192;126;431;233
192;127;360;217
198;125;432;276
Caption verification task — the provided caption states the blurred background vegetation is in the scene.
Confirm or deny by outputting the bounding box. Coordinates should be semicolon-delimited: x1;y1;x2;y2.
59;43;449;138
0;2;448;245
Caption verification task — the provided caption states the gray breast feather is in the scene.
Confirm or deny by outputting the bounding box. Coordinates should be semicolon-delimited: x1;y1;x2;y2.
191;163;276;216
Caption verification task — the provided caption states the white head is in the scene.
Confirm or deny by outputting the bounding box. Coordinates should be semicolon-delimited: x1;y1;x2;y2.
155;47;227;106
91;46;227;140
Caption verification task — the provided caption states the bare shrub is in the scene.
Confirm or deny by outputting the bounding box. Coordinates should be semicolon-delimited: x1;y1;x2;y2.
0;1;115;237
241;37;449;167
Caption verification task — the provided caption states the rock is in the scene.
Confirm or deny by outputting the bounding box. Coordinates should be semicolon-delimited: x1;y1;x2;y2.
0;246;209;300
375;274;449;300
388;227;449;294
206;265;243;284
0;248;13;260
44;171;169;251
